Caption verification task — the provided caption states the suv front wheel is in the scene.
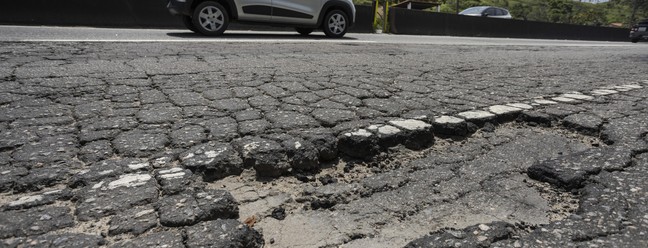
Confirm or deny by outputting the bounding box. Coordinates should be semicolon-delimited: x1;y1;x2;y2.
322;10;349;38
192;1;229;36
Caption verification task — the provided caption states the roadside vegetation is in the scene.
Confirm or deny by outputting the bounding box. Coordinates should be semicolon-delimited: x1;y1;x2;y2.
354;0;648;27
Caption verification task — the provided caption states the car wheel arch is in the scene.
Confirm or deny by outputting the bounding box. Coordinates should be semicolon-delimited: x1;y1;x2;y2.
317;1;353;28
191;0;238;20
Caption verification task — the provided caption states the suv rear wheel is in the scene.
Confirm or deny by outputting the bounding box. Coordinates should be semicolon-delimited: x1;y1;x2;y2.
192;1;229;36
322;10;349;38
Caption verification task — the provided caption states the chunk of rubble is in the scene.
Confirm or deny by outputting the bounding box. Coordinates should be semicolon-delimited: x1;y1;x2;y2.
0;206;74;238
533;99;558;105
180;142;243;180
75;173;158;221
69;158;150;188
528;146;632;190
2;189;70;210
108;206;157;236
3;233;105;247
591;89;618;96
518;111;555;126
551;96;579;103
433;115;469;136
157;189;239;227
338;129;379;159
367;124;404;148
562;113;604;135
457;110;495;125
155;167;194;195
280;137;319;172
109;230;184;248
506;103;533;110
562;93;594;101
232;137;289;178
405;222;514;248
185;219;264;248
388;119;435;149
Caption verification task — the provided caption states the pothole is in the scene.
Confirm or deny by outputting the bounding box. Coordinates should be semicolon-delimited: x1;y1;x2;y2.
208;122;602;248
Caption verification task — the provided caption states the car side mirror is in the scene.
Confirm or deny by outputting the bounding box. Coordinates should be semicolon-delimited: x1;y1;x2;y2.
482;13;489;17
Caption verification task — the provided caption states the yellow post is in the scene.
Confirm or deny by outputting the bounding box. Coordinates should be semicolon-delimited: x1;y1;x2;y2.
373;0;380;31
383;0;390;33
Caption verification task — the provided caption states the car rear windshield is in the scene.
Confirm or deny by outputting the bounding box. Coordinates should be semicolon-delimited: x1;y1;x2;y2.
460;7;488;15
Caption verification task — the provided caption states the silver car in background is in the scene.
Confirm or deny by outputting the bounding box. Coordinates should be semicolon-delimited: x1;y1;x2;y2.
630;19;648;43
167;0;355;38
460;6;512;19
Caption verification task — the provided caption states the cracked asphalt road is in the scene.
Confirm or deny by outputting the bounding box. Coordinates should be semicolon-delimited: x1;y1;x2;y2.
1;28;648;247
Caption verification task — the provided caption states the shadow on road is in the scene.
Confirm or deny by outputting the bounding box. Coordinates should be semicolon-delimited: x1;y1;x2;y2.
166;32;358;40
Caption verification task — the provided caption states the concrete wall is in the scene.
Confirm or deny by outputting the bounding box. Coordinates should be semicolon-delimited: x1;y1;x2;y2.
0;0;374;33
389;8;629;42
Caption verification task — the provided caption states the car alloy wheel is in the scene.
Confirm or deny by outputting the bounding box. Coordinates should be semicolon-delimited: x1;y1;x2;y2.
323;10;348;38
192;1;229;36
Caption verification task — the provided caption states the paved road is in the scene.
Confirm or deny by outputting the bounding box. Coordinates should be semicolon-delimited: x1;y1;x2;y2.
0;25;642;47
1;25;648;247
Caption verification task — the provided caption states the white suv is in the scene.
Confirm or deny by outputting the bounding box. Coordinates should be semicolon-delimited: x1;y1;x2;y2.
167;0;355;38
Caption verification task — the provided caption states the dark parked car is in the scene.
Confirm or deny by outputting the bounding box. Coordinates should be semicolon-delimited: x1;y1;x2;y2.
630;19;648;43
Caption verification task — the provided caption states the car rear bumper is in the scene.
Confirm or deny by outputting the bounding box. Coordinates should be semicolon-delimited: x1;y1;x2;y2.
167;0;192;16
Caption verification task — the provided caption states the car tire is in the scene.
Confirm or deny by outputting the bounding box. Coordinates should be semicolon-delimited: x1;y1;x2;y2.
192;1;229;36
631;38;640;43
295;28;314;36
182;16;199;33
322;10;349;38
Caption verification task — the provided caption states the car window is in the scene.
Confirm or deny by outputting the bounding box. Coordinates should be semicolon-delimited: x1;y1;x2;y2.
460;7;487;15
485;8;497;16
497;9;507;16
